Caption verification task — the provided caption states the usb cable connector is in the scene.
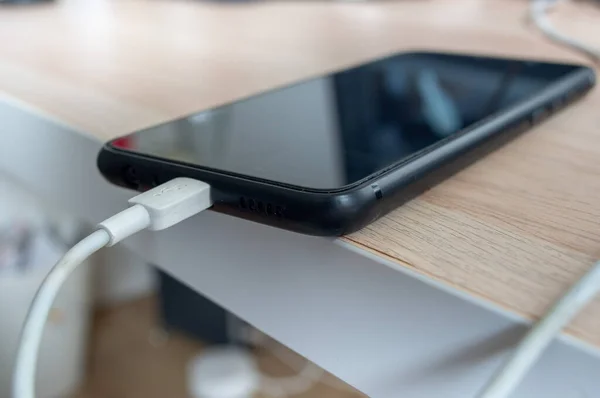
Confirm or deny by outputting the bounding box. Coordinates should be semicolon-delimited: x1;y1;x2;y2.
98;177;212;245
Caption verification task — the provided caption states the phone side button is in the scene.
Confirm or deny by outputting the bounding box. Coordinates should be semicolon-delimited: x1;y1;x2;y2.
371;183;383;200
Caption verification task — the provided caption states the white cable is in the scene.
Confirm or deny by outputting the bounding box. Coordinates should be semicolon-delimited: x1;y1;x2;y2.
13;177;212;398
478;260;600;398
13;229;110;398
14;170;600;398
530;0;600;63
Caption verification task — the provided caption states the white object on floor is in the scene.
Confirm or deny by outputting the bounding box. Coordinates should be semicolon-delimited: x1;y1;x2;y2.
188;347;260;398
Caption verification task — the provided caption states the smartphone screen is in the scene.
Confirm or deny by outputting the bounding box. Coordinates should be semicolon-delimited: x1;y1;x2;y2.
110;52;583;190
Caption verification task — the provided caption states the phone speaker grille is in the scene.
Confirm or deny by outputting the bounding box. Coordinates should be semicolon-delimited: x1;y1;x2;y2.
238;196;284;218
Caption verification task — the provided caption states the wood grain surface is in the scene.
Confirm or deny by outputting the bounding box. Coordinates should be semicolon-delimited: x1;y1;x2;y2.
1;0;600;346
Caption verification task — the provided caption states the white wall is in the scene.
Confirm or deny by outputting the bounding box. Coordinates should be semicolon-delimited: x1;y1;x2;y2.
0;174;91;398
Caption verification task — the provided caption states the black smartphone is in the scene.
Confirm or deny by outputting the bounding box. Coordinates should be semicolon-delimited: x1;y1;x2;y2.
98;52;595;236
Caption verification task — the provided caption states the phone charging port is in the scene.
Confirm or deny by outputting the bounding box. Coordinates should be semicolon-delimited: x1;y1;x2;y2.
123;166;140;188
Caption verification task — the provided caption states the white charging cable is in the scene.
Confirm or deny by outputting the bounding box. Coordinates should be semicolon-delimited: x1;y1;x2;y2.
13;177;212;398
476;3;600;396
530;0;600;63
13;173;600;398
478;260;600;398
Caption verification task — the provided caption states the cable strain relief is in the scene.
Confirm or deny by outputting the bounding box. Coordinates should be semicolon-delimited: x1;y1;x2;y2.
96;204;151;246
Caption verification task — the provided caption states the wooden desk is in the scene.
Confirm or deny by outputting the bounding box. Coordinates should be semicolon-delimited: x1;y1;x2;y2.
2;0;600;350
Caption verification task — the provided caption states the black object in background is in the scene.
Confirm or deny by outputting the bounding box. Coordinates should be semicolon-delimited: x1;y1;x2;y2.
158;270;233;344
